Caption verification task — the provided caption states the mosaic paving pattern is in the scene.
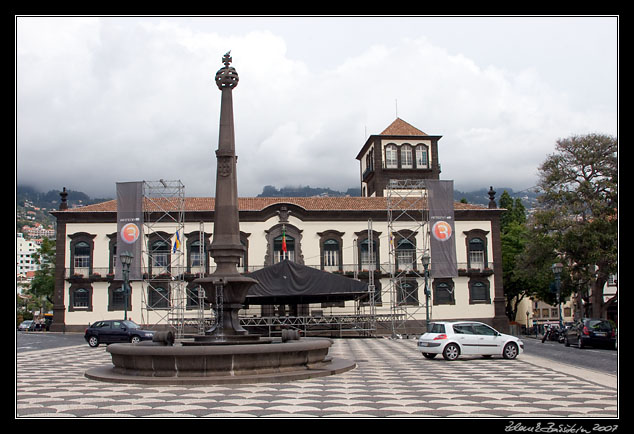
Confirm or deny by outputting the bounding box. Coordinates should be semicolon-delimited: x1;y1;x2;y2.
16;338;617;418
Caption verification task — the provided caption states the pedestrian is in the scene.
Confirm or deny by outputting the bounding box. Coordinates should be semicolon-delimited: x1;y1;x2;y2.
541;325;550;343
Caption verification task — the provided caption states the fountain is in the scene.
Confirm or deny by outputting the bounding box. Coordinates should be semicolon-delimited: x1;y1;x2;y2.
85;52;355;384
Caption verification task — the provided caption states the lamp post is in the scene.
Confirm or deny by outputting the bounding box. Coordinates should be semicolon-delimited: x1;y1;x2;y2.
552;262;563;331
120;251;133;321
422;252;431;331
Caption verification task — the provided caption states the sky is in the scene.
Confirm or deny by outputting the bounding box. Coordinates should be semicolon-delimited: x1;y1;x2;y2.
15;16;618;199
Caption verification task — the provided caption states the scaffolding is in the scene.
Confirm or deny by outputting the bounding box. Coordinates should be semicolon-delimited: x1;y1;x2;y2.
140;180;189;338
385;179;431;337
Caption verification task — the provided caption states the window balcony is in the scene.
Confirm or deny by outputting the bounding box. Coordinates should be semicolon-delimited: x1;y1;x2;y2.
457;262;494;276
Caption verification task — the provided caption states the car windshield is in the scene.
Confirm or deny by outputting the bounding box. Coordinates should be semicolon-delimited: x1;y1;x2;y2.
586;320;612;331
122;320;141;329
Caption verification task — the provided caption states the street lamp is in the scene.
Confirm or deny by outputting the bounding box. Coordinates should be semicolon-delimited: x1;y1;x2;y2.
552;262;564;331
422;252;431;331
120;251;134;321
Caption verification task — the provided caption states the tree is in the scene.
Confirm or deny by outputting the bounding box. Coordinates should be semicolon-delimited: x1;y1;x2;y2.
499;190;531;322
27;238;56;310
533;133;617;319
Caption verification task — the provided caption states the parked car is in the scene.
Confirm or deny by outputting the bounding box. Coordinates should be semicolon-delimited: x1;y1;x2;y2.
418;321;524;360
564;318;616;349
84;320;155;347
17;320;35;331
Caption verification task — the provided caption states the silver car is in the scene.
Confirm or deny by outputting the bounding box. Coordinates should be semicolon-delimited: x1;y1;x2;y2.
418;321;524;360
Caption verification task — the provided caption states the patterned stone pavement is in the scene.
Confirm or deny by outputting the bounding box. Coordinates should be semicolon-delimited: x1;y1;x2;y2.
16;338;618;418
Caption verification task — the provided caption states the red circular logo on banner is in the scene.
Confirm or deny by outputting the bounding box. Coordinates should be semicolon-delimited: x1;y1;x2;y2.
432;221;452;241
121;223;140;244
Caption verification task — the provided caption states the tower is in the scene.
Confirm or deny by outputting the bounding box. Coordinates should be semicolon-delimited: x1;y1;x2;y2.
193;52;259;341
356;118;442;197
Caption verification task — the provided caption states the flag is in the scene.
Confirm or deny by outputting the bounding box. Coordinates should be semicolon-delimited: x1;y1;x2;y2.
281;227;287;253
173;231;181;253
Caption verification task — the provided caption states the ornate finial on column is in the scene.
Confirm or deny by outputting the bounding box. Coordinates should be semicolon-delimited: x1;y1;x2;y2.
488;186;497;209
215;50;239;90
59;187;68;210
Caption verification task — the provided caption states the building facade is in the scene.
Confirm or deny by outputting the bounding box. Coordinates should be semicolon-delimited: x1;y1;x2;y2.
51;119;508;335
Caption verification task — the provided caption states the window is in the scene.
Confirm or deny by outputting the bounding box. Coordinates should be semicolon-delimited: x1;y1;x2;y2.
385;145;397;168
111;287;127;310
148;285;169;309
415;145;428;168
69;286;92;311
401;145;413;168
190;241;203;268
151;240;170;274
323;239;339;270
453;324;475;334
468;238;486;269
360;238;377;270
274;234;295;263
433;279;454;305
73;288;90;308
397;278;419;305
396;238;416;271
472;323;497;335
187;286;208;309
73;241;91;273
469;280;490;303
430;323;445;333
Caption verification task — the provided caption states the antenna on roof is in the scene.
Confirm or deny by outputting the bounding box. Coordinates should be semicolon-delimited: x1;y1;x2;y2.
395;99;398;118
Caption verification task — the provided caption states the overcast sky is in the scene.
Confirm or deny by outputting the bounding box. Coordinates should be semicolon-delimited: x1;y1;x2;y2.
16;16;618;199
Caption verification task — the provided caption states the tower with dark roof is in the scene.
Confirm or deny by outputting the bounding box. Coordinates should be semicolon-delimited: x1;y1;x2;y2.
356;118;442;197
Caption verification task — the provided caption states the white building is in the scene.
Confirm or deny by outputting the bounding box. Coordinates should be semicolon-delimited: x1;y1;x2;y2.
51;119;507;335
16;233;39;279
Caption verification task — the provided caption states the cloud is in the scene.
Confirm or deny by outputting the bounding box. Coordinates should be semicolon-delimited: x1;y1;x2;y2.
16;17;617;198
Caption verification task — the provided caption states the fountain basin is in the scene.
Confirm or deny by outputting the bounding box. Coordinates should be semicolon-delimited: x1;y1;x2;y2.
85;338;355;385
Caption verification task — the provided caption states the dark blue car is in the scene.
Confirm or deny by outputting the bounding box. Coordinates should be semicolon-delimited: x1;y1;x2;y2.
564;318;616;349
84;320;155;347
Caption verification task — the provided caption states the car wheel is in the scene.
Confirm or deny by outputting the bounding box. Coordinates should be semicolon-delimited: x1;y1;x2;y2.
130;335;141;344
503;342;519;360
88;336;99;347
422;353;437;359
442;343;460;361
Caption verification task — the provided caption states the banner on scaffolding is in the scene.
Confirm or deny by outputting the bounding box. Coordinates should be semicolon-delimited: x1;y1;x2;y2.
115;181;144;281
427;180;458;278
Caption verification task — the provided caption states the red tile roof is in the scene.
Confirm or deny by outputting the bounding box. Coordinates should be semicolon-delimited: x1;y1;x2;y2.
54;196;489;213
380;118;427;136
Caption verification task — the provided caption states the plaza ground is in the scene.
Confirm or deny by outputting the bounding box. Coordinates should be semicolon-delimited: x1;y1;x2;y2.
16;337;617;418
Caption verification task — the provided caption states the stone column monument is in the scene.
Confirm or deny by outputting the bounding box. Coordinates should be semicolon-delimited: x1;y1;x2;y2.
193;52;259;342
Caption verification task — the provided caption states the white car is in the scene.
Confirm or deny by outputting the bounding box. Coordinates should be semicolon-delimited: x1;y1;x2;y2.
418;321;524;360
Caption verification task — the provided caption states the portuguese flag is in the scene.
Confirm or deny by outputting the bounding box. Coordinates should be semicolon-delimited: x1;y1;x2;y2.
281;227;287;253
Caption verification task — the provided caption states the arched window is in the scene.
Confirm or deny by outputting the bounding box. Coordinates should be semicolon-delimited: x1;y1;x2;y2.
433;279;455;305
469;279;490;304
396;238;416;271
73;241;91;272
72;288;89;308
468;238;486;269
109;285;129;311
148;285;169;309
385;144;398;168
360;238;377;270
274;234;295;263
397;278;419;305
323;239;340;270
401;145;413;168
415;145;428;168
151;240;170;274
